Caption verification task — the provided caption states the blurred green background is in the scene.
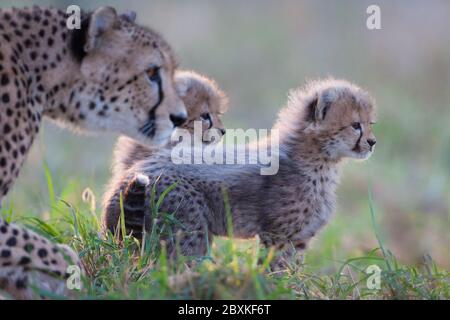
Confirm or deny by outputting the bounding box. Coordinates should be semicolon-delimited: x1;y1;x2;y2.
2;0;449;269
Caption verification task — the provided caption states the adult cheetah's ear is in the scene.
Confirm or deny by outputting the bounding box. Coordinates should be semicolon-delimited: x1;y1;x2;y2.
85;6;118;52
120;10;137;23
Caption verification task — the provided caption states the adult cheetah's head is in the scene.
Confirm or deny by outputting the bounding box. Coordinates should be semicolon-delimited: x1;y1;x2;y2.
71;7;186;145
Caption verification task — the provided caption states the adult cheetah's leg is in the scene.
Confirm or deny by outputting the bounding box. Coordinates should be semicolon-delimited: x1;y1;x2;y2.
0;267;71;299
0;265;81;300
0;267;34;299
0;219;82;299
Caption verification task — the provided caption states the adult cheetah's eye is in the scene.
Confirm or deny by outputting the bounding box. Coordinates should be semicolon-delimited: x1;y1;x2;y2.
351;122;361;130
146;66;161;82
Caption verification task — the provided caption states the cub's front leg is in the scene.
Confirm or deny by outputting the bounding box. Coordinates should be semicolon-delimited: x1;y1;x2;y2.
259;233;306;272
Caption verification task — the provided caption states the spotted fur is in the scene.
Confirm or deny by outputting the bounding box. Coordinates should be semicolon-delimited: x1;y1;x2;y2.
101;78;377;269
0;6;186;298
0;6;185;199
0;218;81;299
110;70;228;177
102;70;228;239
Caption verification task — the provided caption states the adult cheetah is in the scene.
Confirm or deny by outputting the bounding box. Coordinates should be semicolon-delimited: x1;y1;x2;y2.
0;6;186;199
0;6;186;298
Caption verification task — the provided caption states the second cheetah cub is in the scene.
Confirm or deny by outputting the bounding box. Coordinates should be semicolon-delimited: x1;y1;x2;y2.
103;71;228;238
110;70;228;177
102;78;377;268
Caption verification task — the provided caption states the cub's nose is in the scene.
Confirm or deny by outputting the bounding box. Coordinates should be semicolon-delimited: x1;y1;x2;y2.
367;139;377;147
219;128;226;135
170;113;187;127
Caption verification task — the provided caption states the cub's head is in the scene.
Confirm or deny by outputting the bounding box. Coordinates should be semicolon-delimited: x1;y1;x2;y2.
173;70;228;144
284;78;377;160
70;7;186;145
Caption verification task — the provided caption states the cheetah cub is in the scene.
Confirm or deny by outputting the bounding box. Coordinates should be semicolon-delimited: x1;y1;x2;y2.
103;70;228;238
111;70;228;177
102;79;377;268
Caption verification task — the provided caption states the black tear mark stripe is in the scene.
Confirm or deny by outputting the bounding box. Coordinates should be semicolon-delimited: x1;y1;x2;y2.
150;70;164;116
207;114;213;129
146;47;169;136
354;126;364;150
143;74;164;138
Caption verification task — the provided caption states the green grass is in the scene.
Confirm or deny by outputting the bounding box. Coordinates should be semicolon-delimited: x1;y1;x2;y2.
1;168;448;300
0;0;448;300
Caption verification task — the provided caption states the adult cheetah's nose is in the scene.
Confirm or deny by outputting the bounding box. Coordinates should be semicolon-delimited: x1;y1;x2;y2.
170;113;187;127
219;128;226;135
367;139;377;147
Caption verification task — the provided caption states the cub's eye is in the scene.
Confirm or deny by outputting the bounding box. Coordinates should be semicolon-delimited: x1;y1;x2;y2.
200;113;211;121
146;66;161;82
351;122;361;130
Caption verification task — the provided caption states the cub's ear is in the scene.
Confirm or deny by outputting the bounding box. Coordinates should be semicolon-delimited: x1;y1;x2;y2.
85;6;118;52
314;90;336;121
174;73;193;98
305;95;318;122
120;10;137;23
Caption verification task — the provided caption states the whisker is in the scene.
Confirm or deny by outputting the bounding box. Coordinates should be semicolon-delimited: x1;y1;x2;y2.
140;121;154;135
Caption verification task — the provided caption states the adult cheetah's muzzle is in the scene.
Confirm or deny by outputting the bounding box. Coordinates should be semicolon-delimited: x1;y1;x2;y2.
170;113;188;127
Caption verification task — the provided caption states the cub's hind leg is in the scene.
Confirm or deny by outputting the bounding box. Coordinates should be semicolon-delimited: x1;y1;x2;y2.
112;173;212;259
102;173;149;239
122;173;152;240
